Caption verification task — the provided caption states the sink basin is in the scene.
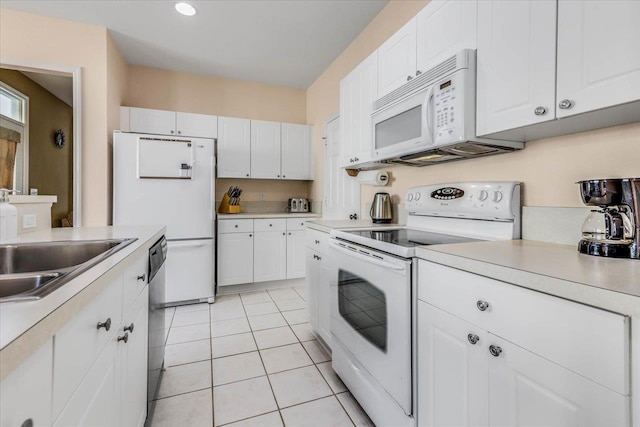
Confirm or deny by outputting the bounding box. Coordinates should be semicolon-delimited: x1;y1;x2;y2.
0;238;137;302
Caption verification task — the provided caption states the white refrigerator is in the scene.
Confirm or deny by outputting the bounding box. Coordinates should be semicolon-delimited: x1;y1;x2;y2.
113;131;215;304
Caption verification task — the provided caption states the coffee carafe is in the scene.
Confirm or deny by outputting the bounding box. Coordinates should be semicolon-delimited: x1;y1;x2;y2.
577;178;640;259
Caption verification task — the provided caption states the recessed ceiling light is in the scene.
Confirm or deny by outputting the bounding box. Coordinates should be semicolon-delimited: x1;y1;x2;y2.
175;2;197;16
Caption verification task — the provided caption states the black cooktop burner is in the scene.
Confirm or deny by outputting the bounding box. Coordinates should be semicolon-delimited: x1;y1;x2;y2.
344;228;481;248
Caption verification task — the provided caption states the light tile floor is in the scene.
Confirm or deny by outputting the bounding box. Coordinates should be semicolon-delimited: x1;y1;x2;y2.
148;286;375;427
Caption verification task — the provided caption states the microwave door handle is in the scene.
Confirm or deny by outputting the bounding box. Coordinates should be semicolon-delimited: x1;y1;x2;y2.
330;241;408;272
423;85;435;141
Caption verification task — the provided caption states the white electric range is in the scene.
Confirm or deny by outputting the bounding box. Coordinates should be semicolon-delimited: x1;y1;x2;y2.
328;181;521;427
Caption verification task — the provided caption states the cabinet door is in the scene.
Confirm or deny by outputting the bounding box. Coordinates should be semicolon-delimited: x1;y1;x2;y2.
476;0;557;136
120;288;149;427
281;123;311;180
53;338;120;427
417;301;488;427
377;18;417;97
317;255;331;348
217;116;251;178
488;334;630;427
416;0;477;73
305;249;320;332
339;71;357;167
556;0;640;118
129;107;176;136
176;112;217;138
286;230;306;279
253;231;287;283
250;120;281;179
217;232;254;286
355;51;377;164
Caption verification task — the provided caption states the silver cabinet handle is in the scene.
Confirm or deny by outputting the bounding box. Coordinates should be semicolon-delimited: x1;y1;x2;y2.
559;99;573;109
467;334;480;345
97;318;112;331
118;332;129;344
177;130;181;135
124;323;134;333
283;233;286;236
246;174;250;177
137;274;146;281
235;224;238;228
416;70;422;76
269;224;273;227
277;175;280;178
282;175;286;178
249;234;252;237
354;157;359;162
489;345;502;357
315;240;320;244
288;232;292;235
170;130;174;134
21;419;33;427
534;106;547;116
407;75;413;81
476;300;490;311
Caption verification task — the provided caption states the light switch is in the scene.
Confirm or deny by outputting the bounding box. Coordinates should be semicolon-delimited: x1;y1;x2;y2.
23;214;36;229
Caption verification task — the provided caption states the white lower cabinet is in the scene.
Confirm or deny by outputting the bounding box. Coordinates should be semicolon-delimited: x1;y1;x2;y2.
305;229;331;347
254;231;287;282
286;230;306;279
217;232;254;286
417;260;631;427
306;249;320;333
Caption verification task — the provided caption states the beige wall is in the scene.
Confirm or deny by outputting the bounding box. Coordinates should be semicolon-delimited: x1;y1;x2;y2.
0;8;110;225
306;0;640;209
125;66;310;203
0;69;73;226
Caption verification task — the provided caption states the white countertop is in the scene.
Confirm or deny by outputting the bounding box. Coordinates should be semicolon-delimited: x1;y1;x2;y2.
218;213;321;219
417;240;640;316
0;225;165;378
307;219;402;233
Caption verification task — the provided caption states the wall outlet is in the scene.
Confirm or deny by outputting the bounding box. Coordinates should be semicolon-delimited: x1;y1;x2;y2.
259;192;266;201
23;214;37;229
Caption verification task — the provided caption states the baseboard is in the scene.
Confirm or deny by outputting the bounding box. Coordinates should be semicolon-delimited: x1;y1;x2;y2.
217;277;306;295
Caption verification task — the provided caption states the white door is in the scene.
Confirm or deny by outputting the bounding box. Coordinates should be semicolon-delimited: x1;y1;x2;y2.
286;230;306;279
129;107;176;136
488;334;630;427
417;302;488;427
377;18;417;97
323;116;360;220
317;256;331;348
217;116;251;178
556;0;640;118
253;231;287;282
176;112;217;138
165;239;214;303
416;0;477;73
217;233;254;286
250;120;281;179
476;0;557;136
281;123;311;180
305;249;320;332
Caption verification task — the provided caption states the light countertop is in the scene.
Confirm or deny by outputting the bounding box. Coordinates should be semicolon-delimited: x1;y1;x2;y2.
307;219;403;233
218;213;321;219
417;240;640;316
0;225;165;379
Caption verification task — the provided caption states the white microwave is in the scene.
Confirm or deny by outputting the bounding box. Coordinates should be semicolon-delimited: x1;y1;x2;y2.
371;50;522;165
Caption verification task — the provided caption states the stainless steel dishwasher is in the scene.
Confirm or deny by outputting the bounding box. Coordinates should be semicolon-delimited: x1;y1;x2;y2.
147;236;167;418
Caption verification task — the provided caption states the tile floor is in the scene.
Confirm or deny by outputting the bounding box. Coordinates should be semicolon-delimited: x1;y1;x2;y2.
148;286;375;427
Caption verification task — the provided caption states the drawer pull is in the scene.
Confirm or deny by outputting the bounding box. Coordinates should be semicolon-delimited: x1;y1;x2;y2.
137;274;146;281
283;233;286;236
235;224;238;228
124;323;135;333
489;345;502;357
118;332;129;344
21;419;33;427
269;224;273;227
315;240;320;244
476;300;490;311
467;334;480;345
97;318;112;331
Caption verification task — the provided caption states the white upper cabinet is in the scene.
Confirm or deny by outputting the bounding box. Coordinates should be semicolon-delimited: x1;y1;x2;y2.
378;18;417;97
281;123;311;180
128;107;176;136
125;107;217;138
176;112;218;138
476;0;557;136
556;0;640;118
251;120;282;179
416;0;477;73
217;116;251;178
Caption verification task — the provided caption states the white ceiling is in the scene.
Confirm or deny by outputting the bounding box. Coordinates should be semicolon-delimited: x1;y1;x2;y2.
21;71;73;106
1;0;388;89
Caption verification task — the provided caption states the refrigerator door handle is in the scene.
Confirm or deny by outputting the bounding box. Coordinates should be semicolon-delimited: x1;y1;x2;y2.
168;241;208;249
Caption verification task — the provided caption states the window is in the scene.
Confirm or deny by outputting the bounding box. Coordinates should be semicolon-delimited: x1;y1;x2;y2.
0;83;28;192
0;86;25;123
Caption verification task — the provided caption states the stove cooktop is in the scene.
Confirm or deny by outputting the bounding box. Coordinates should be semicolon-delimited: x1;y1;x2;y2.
341;228;482;248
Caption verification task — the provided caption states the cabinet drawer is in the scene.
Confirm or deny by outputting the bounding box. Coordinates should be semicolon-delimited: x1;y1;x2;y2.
254;218;287;232
122;253;148;316
218;219;253;233
53;276;124;419
287;218;310;231
305;228;329;254
418;260;630;395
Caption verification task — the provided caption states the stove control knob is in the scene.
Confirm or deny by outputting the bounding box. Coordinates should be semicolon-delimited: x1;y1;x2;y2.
478;190;488;201
414;192;421;201
492;191;503;203
407;193;414;202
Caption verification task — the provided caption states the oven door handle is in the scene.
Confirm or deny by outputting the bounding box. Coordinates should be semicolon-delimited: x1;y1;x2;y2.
330;241;408;271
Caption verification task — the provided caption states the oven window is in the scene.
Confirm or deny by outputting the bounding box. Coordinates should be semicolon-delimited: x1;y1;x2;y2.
338;269;387;352
375;105;422;150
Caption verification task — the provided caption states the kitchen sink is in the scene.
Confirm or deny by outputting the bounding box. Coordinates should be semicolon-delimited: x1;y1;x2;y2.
0;238;137;303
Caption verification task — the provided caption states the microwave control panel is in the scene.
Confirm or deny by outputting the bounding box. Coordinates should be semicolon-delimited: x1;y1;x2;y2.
432;72;464;143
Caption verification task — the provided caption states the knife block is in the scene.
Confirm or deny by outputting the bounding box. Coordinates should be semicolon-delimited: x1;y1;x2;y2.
218;193;241;214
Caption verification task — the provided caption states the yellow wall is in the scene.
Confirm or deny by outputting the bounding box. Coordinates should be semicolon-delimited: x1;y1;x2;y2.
306;0;640;209
125;66;310;202
0;69;73;226
0;8;110;225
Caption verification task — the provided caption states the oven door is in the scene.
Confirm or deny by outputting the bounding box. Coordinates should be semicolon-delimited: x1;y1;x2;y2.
329;239;412;413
